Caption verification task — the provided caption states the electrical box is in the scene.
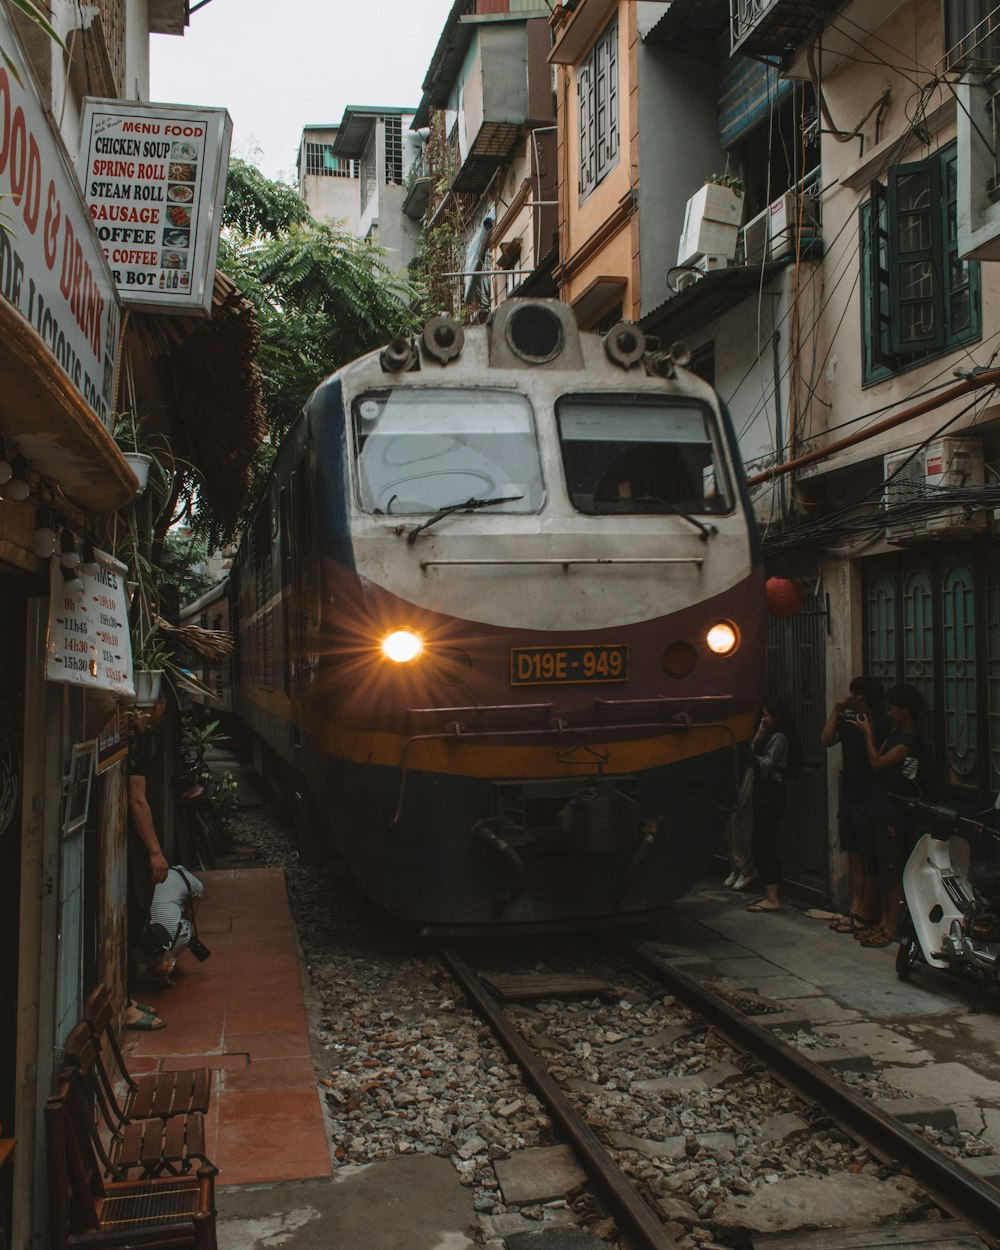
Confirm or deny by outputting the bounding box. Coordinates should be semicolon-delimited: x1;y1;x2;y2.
883;438;986;540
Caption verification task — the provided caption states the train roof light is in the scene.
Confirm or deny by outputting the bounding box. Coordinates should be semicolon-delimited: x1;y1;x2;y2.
422;315;464;364
604;322;646;369
506;302;564;363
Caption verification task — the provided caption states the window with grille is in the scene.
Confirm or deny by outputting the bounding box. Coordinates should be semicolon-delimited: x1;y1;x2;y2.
383;115;403;184
304;143;358;178
361;128;378;214
577;16;619;201
860;143;981;384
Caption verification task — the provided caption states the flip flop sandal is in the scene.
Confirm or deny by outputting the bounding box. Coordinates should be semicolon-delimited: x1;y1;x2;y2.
126;1009;166;1031
131;999;155;1014
832;913;871;934
860;930;893;948
747;899;780;912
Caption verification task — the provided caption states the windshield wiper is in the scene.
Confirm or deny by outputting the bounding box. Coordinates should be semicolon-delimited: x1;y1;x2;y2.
636;496;717;541
406;495;524;544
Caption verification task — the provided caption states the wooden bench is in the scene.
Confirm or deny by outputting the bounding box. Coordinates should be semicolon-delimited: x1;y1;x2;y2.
82;984;212;1121
61;1025;212;1180
45;1081;217;1250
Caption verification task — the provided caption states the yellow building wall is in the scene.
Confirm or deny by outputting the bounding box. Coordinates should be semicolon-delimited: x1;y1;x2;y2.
554;0;640;325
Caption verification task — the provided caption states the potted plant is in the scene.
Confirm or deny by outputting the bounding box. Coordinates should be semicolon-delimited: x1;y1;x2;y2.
131;623;169;706
113;411;154;495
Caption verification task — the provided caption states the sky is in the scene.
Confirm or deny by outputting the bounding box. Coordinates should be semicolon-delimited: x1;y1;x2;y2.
149;0;457;184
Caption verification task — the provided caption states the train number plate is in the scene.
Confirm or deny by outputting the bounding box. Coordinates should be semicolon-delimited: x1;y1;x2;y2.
510;645;628;686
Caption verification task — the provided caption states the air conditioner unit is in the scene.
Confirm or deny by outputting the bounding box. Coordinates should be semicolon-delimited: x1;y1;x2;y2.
741;207;769;266
768;191;819;260
883;437;986;541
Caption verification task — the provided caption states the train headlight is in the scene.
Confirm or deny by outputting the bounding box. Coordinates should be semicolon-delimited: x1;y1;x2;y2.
706;621;739;656
381;628;424;664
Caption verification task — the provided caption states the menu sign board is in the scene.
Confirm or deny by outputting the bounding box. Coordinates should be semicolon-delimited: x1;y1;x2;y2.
0;9;121;429
79;100;232;317
45;550;134;698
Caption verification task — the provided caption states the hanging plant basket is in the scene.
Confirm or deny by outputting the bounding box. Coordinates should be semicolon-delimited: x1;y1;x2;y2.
132;668;164;707
122;452;152;495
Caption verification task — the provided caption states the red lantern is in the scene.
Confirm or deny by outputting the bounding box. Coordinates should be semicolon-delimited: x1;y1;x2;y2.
766;576;804;618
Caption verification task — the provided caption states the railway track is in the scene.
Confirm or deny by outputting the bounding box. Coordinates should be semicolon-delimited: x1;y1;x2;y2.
440;939;1000;1250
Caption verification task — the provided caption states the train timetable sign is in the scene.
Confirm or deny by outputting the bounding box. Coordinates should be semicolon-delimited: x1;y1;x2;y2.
78;99;232;317
45;550;134;698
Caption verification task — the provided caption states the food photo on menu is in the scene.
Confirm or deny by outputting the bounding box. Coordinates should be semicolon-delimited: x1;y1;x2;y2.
168;161;197;183
161;250;188;270
162;228;191;247
167;183;194;203
168;204;191;228
170;141;199;161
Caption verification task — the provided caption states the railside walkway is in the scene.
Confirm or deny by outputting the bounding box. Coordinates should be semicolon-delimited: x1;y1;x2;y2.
126;867;332;1187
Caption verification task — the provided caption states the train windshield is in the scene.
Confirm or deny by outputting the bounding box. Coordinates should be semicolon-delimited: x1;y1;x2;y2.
353;388;545;515
556;395;731;515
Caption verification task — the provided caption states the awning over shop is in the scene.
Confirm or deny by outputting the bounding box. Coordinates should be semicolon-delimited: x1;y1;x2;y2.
0;301;137;514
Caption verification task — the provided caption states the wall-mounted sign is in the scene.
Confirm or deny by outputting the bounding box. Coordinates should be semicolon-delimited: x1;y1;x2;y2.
96;704;129;774
0;10;122;429
79;99;232;317
45;549;134;698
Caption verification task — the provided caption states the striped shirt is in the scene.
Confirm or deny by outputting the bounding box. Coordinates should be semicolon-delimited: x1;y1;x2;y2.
149;866;204;940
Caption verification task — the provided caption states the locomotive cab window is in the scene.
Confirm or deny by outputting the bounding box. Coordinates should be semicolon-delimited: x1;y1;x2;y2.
353;388;545;515
556;395;731;515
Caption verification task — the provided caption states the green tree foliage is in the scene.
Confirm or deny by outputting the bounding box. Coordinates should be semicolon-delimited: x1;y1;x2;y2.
219;159;419;447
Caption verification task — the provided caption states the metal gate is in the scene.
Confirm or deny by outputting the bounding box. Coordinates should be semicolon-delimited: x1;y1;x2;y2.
766;583;829;894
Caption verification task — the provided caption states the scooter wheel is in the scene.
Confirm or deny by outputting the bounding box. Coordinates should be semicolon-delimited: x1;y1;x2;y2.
895;935;920;980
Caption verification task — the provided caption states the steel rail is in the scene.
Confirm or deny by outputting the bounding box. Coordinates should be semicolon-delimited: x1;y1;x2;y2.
438;946;683;1250
624;937;1000;1244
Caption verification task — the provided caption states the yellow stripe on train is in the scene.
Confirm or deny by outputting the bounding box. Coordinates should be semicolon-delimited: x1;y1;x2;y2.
245;685;755;778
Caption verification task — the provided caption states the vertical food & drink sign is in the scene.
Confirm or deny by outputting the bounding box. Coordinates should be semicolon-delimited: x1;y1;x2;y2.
0;10;121;429
79;99;232;317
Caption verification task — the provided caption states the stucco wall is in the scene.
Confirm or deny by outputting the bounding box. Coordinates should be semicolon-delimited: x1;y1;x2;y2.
636;42;727;316
808;0;1000;473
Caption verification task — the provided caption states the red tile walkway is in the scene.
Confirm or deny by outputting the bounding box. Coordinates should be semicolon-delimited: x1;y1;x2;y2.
127;867;332;1187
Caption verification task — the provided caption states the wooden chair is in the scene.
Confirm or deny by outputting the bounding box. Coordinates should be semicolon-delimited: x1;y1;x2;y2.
61;1026;211;1181
46;1081;217;1250
82;984;212;1122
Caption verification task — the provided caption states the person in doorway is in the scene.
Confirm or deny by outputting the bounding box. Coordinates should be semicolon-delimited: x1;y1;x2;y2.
821;676;889;935
126;693;170;1028
747;699;801;913
855;684;928;949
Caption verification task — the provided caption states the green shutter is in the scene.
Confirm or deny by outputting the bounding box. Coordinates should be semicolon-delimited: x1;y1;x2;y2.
888;156;946;354
867;179;896;371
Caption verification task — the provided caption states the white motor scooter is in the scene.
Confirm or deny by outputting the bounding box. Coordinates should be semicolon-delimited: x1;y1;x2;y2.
897;798;1000;1002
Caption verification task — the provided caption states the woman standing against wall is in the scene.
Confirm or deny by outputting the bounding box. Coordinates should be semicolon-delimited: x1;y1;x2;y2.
747;699;801;913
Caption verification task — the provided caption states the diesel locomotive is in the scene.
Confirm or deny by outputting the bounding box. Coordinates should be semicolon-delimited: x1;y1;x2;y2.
231;299;765;933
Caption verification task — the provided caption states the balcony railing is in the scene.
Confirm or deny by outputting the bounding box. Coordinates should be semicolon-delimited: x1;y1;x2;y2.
730;0;841;59
941;2;1000;73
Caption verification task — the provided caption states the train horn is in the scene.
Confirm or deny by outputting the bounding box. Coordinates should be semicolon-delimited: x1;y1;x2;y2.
380;335;419;372
603;322;646;369
422;315;465;364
